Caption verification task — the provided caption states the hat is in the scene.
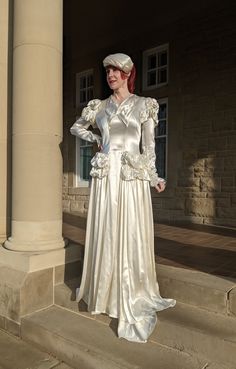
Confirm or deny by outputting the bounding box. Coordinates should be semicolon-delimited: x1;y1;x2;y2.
103;53;134;73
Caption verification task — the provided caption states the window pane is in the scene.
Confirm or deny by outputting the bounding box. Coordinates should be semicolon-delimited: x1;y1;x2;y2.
156;137;166;178
147;54;157;70
80;146;93;180
80;90;86;103
158;68;167;84
80;76;86;89
87;87;94;101
158;51;167;67
158;103;166;120
87;74;93;87
157;120;166;136
147;71;156;86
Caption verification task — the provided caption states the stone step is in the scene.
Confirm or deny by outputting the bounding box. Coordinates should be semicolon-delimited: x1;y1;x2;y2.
156;264;236;316
55;261;236;317
54;279;236;368
21;305;207;369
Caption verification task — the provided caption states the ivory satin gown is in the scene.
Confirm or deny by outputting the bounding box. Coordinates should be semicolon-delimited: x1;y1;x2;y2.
70;94;176;343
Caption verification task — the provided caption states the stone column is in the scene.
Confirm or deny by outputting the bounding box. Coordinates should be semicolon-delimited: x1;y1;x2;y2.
0;0;10;244
4;0;65;251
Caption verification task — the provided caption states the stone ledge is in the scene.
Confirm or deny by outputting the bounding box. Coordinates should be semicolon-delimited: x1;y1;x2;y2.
156;264;236;314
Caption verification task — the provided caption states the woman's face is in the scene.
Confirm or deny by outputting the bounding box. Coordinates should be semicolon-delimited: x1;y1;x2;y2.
106;66;128;91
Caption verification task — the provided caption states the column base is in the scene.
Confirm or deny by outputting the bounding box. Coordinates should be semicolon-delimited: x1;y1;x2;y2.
4;220;66;252
0;241;81;273
4;237;66;252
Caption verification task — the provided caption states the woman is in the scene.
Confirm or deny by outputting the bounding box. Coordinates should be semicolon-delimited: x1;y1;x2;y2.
70;53;176;343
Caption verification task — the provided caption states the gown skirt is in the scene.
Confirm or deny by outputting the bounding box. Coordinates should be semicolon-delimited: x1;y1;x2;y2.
76;150;176;343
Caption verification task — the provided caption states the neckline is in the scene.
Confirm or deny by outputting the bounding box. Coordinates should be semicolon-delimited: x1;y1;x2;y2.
110;93;134;106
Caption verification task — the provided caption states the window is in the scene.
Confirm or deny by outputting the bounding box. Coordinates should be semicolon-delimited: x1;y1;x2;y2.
155;99;168;179
143;44;168;90
75;70;94;186
76;138;93;186
76;70;94;107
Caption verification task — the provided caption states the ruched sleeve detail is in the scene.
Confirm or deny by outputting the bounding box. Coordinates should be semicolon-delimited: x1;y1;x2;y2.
140;97;159;126
80;99;102;125
140;98;165;187
70;99;102;145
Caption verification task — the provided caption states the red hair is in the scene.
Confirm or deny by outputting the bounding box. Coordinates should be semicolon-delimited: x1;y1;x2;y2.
121;65;136;93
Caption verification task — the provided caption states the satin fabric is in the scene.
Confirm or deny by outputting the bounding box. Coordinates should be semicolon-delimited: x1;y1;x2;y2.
70;95;176;343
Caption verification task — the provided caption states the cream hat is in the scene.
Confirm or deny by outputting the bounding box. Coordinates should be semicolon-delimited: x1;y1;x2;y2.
103;53;134;73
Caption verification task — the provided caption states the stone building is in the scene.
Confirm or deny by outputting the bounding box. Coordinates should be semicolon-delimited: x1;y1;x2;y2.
63;0;236;228
0;0;236;366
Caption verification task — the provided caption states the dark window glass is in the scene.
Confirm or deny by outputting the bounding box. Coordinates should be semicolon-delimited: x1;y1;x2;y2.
87;88;94;101
158;68;167;84
80;90;86;103
87;74;93;87
80;146;93;180
155;137;166;178
157;120;166;136
80;76;86;89
158;104;166;120
158;51;167;66
148;54;157;70
147;71;156;86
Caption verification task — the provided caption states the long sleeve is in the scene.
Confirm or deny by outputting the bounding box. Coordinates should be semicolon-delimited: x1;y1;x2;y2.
141;98;165;187
70;99;102;145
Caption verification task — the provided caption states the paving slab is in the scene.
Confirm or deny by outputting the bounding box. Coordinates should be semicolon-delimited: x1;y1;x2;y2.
0;328;60;369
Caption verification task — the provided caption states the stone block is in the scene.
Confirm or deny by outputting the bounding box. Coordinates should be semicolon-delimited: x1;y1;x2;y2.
0;265;53;323
62;200;70;212
162;198;185;210
4;317;20;336
216;198;231;208
54;260;82;285
216;207;236;219
224;156;236;170
208;137;227;150
20;268;53;317
68;187;90;195
70;201;85;213
185;198;215;217
194;167;214;177
0;266;23;321
177;177;200;188
221;177;234;187
212;118;232;131
0;315;4;330
205;157;224;170
200;176;221;192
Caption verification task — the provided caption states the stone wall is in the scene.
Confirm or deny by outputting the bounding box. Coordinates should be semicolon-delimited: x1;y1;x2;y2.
63;3;236;227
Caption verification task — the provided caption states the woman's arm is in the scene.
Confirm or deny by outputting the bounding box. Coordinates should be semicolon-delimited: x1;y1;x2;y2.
70;99;102;146
70;118;102;146
141;98;166;192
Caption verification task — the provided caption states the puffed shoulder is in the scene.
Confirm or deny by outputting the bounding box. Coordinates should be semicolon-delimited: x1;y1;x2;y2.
81;99;102;124
140;97;159;126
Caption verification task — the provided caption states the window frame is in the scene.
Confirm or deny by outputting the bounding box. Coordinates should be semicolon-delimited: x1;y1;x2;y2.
75;137;93;187
75;69;94;108
75;69;94;187
155;97;168;179
142;44;169;91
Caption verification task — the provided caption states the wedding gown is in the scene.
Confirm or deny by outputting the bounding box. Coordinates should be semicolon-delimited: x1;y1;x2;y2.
70;94;176;343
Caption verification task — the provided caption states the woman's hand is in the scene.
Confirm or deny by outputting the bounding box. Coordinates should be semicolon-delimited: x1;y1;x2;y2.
155;181;166;193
